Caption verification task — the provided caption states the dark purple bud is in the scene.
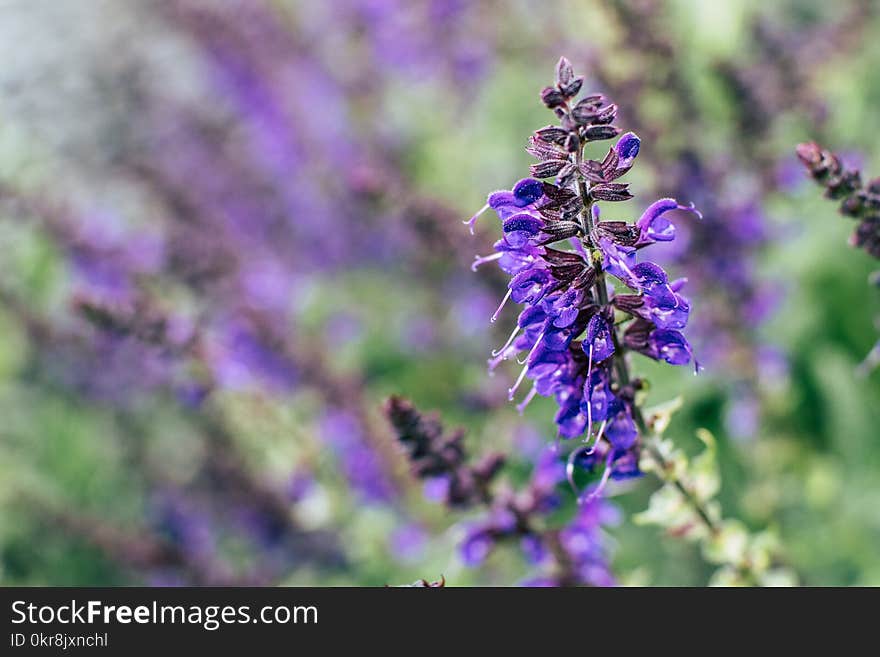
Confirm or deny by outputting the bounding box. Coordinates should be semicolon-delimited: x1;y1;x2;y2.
590;183;633;202
592;103;618;125
570;96;605;123
472;453;506;483
538;221;581;243
555;56;574;87
601;147;620;173
555;162;578;186
796;142;842;181
613;294;645;314
541;86;565;109
560;114;577;132
560;76;584;98
534;125;568;144
583;125;622;141
526;137;568;162
542;247;587;266
623;318;654;351
530;159;568;178
595;220;640;246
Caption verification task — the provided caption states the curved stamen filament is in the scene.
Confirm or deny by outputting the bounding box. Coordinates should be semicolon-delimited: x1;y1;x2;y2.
491;289;512;323
492;324;521;357
508;361;530;401
581;453;614;505
517;330;545;365
591;420;608;450
471;251;502;272
464;203;489;234
515;384;538;414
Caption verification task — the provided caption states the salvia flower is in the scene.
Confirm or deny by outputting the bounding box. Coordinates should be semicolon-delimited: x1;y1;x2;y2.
797;142;880;259
384;396;505;508
798;142;880;374
384;397;615;586
471;58;700;490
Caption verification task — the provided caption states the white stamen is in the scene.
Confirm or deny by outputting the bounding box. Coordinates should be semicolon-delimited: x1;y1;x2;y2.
491;289;512;323
517;330;545;365
515;385;538;415
492;324;521;357
463;203;489;235
582;454;614;504
471;251;503;272
508;361;529;401
592;420;608;449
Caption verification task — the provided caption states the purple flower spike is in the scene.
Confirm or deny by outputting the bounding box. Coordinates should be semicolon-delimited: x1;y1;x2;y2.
470;59;700;494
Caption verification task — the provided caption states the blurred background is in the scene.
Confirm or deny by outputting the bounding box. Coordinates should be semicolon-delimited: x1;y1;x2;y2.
0;0;878;586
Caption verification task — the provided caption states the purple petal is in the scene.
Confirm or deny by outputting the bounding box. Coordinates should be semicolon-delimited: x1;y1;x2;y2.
648;329;692;365
614;132;641;169
605;399;638;450
513;178;544;206
584;314;615;362
636;198;701;242
599;238;636;286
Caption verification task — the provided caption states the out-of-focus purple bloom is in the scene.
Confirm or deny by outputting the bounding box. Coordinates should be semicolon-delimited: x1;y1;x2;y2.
460;527;494;566
389;524;428;563
321;409;397;504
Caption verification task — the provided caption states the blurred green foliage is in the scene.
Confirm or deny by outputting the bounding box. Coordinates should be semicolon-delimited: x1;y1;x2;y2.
0;0;879;586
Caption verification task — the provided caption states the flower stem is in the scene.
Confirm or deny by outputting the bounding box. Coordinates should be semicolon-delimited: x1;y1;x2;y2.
571;149;720;537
